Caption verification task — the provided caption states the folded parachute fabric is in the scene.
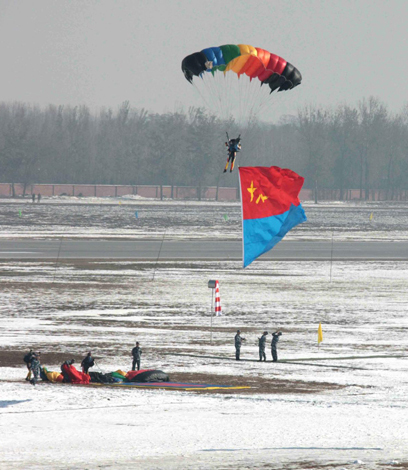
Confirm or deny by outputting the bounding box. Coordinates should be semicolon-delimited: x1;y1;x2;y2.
111;371;127;380
89;372;120;384
61;363;90;385
41;367;64;383
126;369;170;383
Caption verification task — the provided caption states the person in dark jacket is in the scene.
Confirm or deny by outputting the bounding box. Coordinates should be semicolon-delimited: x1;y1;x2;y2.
223;136;242;173
258;331;268;361
23;349;35;381
234;330;246;360
131;342;142;371
29;352;41;385
81;351;94;374
271;331;282;362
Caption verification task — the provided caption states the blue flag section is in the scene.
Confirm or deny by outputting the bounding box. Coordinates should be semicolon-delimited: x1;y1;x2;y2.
242;204;307;267
239;166;307;268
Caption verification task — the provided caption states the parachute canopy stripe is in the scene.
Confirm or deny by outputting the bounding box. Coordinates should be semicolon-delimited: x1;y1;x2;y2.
182;43;301;92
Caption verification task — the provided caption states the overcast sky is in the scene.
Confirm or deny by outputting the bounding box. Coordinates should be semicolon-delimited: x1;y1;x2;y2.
0;0;407;121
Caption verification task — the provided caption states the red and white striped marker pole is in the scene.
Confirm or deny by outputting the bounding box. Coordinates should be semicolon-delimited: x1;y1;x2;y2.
215;280;222;316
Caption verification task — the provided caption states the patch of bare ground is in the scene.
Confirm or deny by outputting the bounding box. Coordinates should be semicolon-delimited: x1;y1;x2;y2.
169;372;345;395
1;349;345;395
215;461;408;470
0;281;122;291
379;463;408;469
254;463;361;470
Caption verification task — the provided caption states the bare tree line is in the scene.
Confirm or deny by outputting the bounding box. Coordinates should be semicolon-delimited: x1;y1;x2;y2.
0;97;407;199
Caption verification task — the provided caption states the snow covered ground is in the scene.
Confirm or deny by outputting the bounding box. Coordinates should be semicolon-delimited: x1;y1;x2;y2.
0;200;407;469
2;198;408;241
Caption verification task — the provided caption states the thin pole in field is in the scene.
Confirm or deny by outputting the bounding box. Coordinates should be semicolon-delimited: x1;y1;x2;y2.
53;237;64;283
152;229;166;281
329;231;334;282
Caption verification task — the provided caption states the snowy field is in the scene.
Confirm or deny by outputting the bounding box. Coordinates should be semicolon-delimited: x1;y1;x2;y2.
2;197;408;242
0;199;408;469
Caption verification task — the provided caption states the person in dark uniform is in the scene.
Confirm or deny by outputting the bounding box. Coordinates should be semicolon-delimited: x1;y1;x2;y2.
29;352;41;385
271;331;282;362
131;342;142;371
81;351;94;374
23;349;35;381
234;330;246;360
223;136;241;173
258;331;268;362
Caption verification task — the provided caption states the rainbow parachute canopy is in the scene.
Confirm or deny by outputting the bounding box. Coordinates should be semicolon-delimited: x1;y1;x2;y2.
182;44;302;93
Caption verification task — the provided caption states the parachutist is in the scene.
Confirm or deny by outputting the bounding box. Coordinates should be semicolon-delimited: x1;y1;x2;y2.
29;352;41;384
224;135;241;173
131;342;142;371
235;329;246;360
258;331;268;361
81;351;95;374
271;331;282;362
23;349;35;381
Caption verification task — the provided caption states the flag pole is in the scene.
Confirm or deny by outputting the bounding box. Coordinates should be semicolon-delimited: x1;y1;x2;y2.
238;168;245;268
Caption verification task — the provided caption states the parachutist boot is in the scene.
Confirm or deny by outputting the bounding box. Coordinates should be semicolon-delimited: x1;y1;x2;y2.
223;169;227;173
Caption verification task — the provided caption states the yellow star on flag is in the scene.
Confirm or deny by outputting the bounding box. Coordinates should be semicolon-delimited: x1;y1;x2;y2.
247;181;257;202
256;194;268;204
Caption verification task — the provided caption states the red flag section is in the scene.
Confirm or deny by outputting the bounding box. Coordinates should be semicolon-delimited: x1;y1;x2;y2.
239;166;304;220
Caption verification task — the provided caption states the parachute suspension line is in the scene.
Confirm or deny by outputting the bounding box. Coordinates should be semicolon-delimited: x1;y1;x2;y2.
190;70;300;130
192;80;213;113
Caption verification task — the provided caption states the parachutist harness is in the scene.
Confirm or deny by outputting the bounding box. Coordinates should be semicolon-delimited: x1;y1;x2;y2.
224;132;241;173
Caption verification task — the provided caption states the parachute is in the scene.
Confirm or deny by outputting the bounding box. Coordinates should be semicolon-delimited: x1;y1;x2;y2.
182;44;302;124
61;363;90;384
126;369;170;383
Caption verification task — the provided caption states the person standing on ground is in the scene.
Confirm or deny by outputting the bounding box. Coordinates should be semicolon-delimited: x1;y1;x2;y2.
37;193;41;203
31;194;35;203
234;330;246;360
29;352;41;385
271;331;282;362
81;351;94;374
131;342;142;371
23;349;35;381
258;331;268;362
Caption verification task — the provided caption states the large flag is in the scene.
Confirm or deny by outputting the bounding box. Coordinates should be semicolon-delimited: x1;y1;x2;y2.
318;323;323;345
215;280;222;316
239;166;307;268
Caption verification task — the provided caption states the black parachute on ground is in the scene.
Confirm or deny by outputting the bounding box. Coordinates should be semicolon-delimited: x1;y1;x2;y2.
128;370;170;383
89;372;118;384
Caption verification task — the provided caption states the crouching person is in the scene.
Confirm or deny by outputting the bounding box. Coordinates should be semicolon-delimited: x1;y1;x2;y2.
61;359;75;383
